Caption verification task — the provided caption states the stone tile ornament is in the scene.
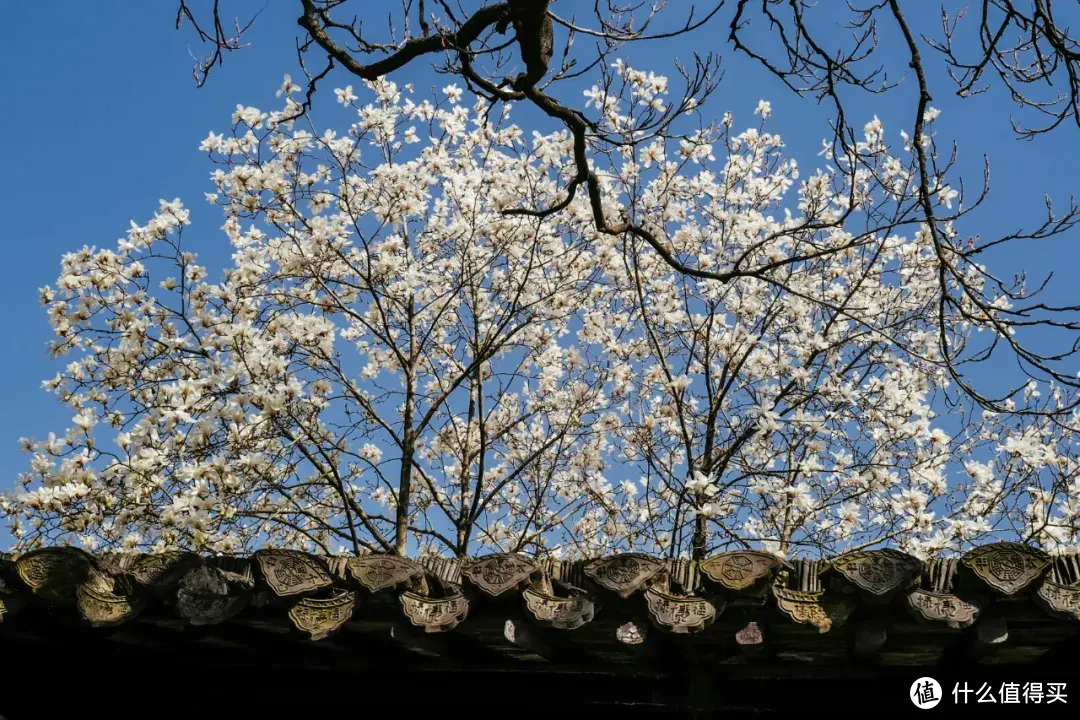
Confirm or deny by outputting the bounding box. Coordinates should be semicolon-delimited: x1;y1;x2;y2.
128;552;198;592
176;565;251;625
735;621;766;657
400;591;469;633
346;555;424;594
77;584;141;627
15;547;92;604
772;586;834;631
288;589;356;640
905;589;980;629
4;543;1080;668
521;588;595;630
1034;579;1080;621
643;587;719;634
699;551;782;592
255;550;333;597
830;549;922;597
772;588;853;634
583;553;666;599
960;542;1050;595
616;621;646;645
461;553;539;597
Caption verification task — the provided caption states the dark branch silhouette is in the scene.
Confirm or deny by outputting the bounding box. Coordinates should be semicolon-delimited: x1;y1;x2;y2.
173;0;1080;416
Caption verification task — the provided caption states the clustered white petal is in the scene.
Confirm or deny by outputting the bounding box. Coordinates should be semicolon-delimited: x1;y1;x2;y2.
5;71;1078;561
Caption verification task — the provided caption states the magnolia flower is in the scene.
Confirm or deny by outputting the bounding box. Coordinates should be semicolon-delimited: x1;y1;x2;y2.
276;74;300;98
199;132;224;152
442;84;463;103
1024;381;1041;401
686;471;718;497
639;141;665;167
937;185;959;209
9;69;1073;564
334;85;358;105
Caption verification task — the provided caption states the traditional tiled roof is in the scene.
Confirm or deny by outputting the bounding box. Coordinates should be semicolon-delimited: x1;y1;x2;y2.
1;542;1078;671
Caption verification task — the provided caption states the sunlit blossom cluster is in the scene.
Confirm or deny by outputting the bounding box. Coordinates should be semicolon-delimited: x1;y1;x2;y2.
5;68;1079;560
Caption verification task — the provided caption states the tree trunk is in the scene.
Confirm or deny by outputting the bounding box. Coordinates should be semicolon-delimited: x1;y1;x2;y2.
394;442;414;556
691;514;707;561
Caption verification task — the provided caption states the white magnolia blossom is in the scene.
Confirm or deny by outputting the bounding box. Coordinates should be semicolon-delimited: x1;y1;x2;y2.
5;69;1079;561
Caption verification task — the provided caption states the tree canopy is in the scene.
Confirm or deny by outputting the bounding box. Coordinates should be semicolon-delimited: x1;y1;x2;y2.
6;1;1080;561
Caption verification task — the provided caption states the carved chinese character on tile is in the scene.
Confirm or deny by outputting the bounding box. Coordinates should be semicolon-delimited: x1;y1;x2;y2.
461;554;539;597
1035;580;1080;621
961;542;1049;595
77;584;140;627
288;589;356;640
583;554;666;598
699;551;782;592
905;589;980;629
773;586;835;632
347;556;424;593
400;592;469;632
522;588;595;630
644;587;718;634
256;550;332;597
831;549;921;596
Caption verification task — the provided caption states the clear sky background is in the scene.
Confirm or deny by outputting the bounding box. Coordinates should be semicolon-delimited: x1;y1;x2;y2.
1;1;1077;547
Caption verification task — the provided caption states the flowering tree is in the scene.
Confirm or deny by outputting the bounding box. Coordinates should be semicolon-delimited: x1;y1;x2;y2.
549;63;1080;560
6;60;1080;559
169;1;1080;406
6;78;614;557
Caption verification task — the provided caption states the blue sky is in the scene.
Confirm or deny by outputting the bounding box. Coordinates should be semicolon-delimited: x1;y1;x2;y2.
1;1;1077;547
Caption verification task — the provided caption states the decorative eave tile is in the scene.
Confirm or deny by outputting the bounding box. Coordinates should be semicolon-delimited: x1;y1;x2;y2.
644;587;719;634
15;547;92;603
583;553;666;599
905;589;980;629
346;555;424;594
400;592;469;633
699;551;782;593
960;542;1049;595
460;554;539;598
288;588;356;640
521;588;595;630
772;586;852;632
1034;579;1080;622
830;549;922;597
255;550;333;597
